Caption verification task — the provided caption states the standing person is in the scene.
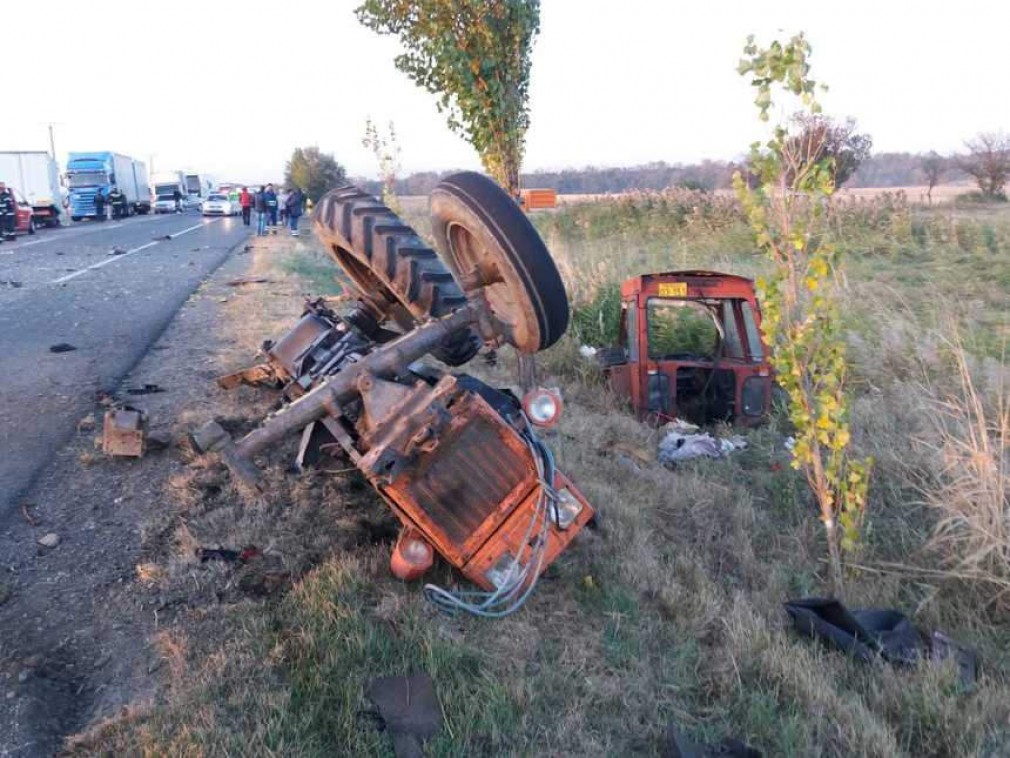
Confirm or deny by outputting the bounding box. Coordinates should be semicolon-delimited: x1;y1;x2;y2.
0;183;15;241
277;187;289;228
172;187;183;214
263;183;278;231
255;185;268;236
239;186;253;227
108;185;124;219
93;189;107;222
285;187;305;236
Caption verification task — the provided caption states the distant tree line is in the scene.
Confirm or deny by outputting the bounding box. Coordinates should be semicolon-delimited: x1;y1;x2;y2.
352;152;955;197
343;124;1010;201
350;161;743;196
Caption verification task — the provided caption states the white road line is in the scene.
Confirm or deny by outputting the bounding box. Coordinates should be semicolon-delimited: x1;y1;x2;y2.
169;221;208;238
50;242;159;284
48;220;217;285
1;214;173;253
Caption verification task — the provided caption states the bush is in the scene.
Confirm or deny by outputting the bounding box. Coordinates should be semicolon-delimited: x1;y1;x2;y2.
570;282;622;346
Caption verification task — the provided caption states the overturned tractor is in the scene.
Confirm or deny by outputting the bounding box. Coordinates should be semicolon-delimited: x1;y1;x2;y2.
194;172;593;616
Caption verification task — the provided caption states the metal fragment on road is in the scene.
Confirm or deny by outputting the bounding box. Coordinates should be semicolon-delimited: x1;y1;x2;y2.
102;408;147;457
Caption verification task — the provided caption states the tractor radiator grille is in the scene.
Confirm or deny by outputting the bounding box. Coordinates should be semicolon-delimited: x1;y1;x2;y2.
403;414;528;545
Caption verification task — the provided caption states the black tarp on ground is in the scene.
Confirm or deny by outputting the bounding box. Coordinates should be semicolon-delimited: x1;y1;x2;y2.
784;597;978;685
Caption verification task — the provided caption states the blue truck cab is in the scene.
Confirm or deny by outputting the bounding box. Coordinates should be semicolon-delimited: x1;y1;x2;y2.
66;151;151;221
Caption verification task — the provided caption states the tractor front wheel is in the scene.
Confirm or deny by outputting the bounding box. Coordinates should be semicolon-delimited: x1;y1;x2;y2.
429;172;569;354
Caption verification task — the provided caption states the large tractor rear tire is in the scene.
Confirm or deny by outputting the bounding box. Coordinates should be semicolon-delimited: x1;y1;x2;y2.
312;186;480;366
429;172;569;354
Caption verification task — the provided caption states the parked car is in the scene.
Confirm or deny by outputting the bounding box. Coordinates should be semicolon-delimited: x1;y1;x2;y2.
201;193;237;217
3;187;37;236
152;194;181;214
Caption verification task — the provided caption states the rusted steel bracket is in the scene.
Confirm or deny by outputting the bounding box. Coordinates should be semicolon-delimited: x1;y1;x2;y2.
192;304;481;488
103;408;147;457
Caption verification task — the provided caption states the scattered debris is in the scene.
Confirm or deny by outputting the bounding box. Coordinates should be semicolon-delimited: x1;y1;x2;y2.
102;407;147;457
108;246;127;256
49;343;77;354
0;280;23;288
124;383;165;395
784;598;979;686
20;502;39;527
579;344;598;359
145;431;173;452
226;277;271;287
665;723;762;758
77;413;97;432
37;533;60;549
367;673;443;758
658;426;747;464
197;546;260;564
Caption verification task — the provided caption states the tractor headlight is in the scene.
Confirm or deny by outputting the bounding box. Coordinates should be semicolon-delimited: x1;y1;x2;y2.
522;387;563;428
553;487;583;529
401;537;432;565
485;553;522;589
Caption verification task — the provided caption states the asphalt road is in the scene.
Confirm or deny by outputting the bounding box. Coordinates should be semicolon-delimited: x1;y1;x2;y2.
0;211;250;518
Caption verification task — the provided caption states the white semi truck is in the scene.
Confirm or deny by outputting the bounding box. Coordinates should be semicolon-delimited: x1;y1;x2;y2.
0;151;66;227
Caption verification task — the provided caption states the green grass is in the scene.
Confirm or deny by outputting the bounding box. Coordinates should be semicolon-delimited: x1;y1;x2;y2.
280;248;348;296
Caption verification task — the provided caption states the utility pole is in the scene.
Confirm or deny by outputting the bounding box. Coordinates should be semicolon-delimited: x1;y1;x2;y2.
48;124;56;160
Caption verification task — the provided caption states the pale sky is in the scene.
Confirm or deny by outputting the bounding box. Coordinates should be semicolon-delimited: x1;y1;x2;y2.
5;0;1008;183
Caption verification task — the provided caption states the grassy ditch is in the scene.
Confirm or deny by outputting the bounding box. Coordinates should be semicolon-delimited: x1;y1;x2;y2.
70;197;1010;756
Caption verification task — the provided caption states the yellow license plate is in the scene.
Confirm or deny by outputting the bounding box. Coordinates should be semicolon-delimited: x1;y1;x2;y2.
658;282;688;298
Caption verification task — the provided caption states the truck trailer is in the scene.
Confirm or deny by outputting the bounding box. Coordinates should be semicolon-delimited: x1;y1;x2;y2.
66;152;151;220
185;173;215;201
0;152;66;227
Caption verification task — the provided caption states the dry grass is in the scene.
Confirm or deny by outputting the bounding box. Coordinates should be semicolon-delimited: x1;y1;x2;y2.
66;200;1010;756
920;339;1010;610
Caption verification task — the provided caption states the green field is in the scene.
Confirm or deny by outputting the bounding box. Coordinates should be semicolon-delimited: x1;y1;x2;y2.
73;192;1010;756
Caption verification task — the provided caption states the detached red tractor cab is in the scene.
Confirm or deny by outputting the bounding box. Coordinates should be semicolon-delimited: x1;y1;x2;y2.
600;270;773;426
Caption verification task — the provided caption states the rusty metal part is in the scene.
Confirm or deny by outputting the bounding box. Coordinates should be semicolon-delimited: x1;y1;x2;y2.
461;471;593;590
216;363;281;390
217;302;383;395
102;408;146;457
375;385;535;564
194;303;482;488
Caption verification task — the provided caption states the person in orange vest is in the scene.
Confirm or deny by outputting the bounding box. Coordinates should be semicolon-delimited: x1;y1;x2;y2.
239;187;253;227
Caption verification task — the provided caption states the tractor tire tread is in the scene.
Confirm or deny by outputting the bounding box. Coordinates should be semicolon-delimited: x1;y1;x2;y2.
313;185;479;366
